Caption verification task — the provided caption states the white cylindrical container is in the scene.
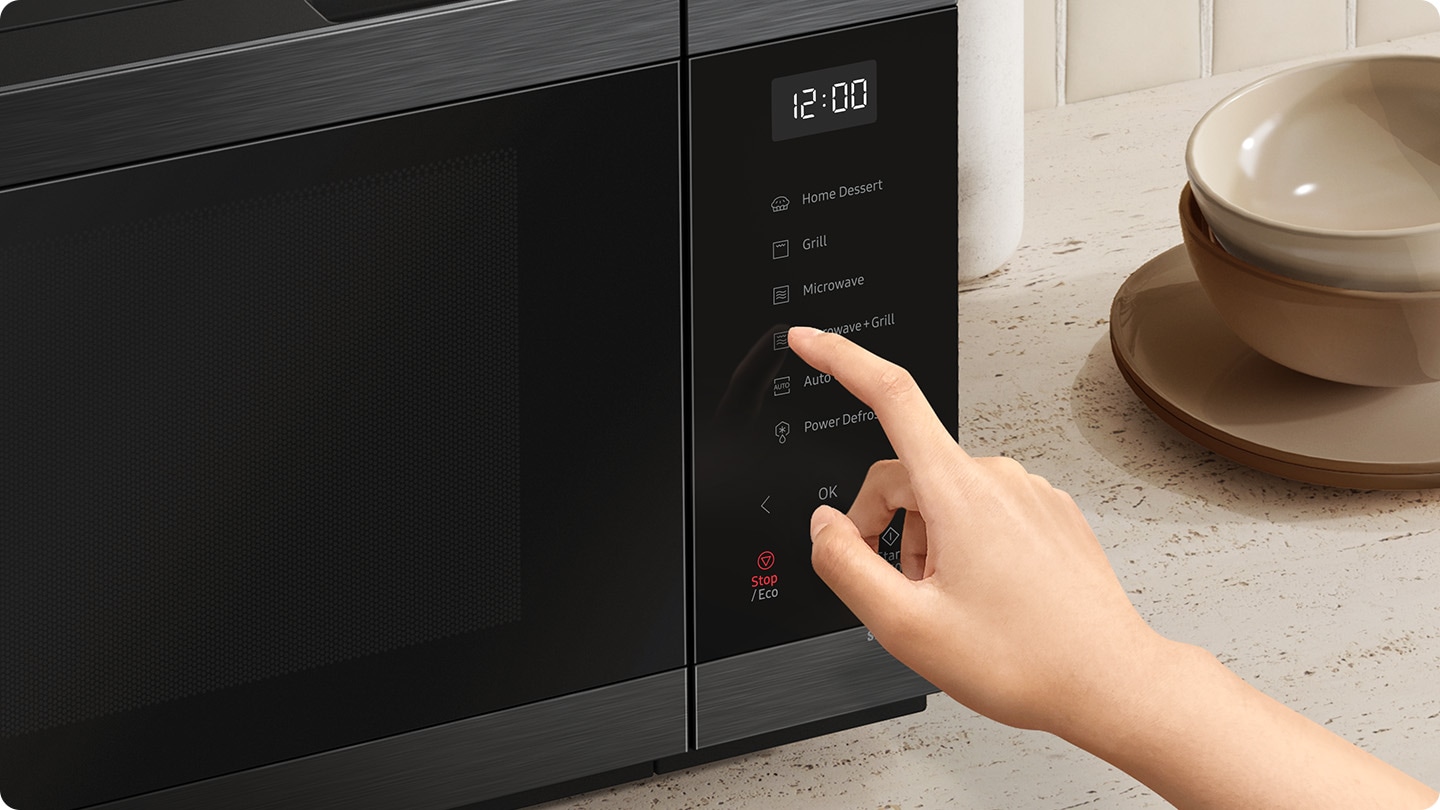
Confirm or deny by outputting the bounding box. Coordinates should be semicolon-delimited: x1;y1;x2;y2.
956;0;1024;281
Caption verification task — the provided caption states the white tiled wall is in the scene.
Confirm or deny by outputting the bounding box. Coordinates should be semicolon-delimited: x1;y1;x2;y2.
1025;0;1440;109
1065;0;1202;103
1212;0;1347;73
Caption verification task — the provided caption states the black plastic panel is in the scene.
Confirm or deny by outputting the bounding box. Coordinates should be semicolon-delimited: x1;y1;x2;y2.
689;8;958;664
0;63;684;810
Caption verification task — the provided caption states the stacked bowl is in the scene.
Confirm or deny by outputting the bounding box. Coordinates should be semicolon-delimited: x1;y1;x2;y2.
1183;54;1440;388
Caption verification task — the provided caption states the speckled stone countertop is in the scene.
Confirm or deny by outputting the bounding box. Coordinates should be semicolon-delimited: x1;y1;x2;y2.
540;34;1440;809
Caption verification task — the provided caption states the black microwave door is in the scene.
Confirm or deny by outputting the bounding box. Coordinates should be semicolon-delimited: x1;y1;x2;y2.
0;64;684;810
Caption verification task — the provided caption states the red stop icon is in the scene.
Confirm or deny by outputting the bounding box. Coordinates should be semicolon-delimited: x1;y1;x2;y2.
757;550;776;570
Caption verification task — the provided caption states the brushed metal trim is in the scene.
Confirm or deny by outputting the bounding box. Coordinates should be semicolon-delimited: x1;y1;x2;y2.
687;0;947;55
0;0;677;189
693;627;935;749
93;670;687;810
0;0;329;88
0;0;181;32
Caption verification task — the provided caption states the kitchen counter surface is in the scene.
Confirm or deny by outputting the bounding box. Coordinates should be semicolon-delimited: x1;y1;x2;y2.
542;33;1440;809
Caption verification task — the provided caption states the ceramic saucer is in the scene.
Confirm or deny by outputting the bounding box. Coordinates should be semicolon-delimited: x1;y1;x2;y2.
1110;245;1440;489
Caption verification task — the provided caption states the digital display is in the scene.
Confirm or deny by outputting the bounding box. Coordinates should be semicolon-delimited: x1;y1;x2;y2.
772;60;878;141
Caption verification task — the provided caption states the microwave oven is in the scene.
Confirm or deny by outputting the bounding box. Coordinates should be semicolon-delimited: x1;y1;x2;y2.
0;0;959;807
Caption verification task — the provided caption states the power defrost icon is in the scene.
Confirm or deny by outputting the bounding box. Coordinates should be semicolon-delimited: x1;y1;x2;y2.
774;421;790;444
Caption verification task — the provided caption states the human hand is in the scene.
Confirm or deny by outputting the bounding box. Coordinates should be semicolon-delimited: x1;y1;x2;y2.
786;325;1170;735
788;326;1438;810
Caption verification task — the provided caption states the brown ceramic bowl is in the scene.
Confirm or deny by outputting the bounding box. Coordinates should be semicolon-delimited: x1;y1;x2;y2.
1186;55;1440;293
1180;183;1440;387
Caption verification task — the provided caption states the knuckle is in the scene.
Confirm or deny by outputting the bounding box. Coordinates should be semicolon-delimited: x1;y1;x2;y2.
866;458;903;479
875;363;918;403
981;455;1027;477
810;527;850;578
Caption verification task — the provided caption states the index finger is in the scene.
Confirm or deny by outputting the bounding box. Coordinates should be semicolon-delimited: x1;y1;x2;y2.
787;326;968;474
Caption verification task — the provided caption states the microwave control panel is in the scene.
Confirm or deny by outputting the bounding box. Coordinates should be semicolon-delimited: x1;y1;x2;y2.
690;8;959;664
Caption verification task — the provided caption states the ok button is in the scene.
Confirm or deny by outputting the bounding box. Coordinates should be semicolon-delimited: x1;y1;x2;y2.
817;484;839;501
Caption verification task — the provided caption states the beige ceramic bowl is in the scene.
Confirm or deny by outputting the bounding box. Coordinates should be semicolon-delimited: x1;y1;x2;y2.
1180;185;1440;387
1187;55;1440;292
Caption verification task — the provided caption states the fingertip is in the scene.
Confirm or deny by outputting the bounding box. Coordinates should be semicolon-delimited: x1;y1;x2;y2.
808;509;912;637
810;503;844;541
787;325;822;355
805;508;874;573
809;506;864;587
808;508;862;585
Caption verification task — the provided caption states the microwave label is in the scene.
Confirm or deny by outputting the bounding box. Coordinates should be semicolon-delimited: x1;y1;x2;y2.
799;178;885;207
803;408;878;435
816;312;897;337
802;274;862;297
803;373;833;388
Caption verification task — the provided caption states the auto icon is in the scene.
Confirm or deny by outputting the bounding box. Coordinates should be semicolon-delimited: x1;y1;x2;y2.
770;195;790;212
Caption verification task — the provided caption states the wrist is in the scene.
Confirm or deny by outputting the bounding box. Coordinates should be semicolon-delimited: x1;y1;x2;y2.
1049;638;1439;809
1045;631;1201;753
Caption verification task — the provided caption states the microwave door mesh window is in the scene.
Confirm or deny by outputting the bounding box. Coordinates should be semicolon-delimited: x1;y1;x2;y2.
0;150;523;739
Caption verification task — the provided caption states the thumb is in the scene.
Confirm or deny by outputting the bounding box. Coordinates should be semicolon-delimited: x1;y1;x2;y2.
809;504;914;637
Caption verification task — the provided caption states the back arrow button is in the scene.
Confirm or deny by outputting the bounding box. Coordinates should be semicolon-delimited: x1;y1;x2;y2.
761;495;771;514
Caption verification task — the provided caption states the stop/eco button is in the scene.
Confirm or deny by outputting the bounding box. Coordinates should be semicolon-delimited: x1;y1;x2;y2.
757;550;775;570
